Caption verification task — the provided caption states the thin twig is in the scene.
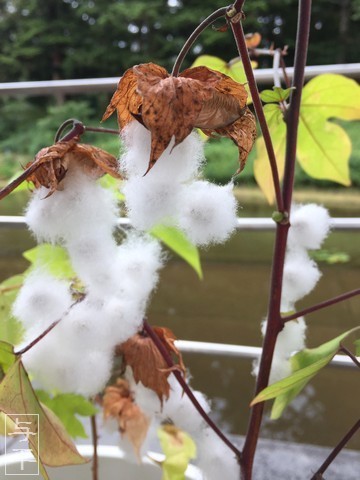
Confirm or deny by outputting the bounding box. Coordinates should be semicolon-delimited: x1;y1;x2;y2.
0;161;40;201
280;54;291;88
91;415;99;480
85;126;119;135
310;418;360;480
282;288;360;322
14;300;80;356
228;15;284;213
340;345;360;369
142;320;242;460
171;6;229;76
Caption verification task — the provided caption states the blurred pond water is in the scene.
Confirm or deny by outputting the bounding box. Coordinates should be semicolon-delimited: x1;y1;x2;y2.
1;191;359;451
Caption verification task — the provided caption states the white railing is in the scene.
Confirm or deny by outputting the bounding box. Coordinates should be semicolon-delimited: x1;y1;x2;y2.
0;63;359;97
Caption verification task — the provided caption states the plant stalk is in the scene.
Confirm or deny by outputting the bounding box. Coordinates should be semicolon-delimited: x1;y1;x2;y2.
91;415;99;480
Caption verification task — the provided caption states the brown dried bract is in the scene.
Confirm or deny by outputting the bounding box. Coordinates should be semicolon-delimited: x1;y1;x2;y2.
245;32;262;49
102;62;256;175
102;378;150;459
118;327;185;404
26;138;121;197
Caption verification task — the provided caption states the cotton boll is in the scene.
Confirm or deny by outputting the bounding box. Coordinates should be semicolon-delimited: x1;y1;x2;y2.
122;176;182;230
12;272;72;333
102;297;145;345
178;181;238;246
25;167;118;243
120;122;204;181
261;317;307;359
197;427;239;480
288;203;331;250
281;251;321;305
268;355;292;384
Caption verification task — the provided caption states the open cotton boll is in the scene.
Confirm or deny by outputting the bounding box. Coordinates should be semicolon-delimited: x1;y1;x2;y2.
288;203;331;250
281;251;321;305
178;181;238;246
197;427;239;480
125;367;162;416
12;272;72;332
261;317;307;359
122;176;183;230
25;167;118;243
120;122;204;181
102;296;145;345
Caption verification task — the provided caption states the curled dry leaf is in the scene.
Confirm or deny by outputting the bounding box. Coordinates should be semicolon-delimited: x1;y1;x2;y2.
102;378;150;459
102;62;256;175
245;32;262;49
25;138;121;197
117;326;185;404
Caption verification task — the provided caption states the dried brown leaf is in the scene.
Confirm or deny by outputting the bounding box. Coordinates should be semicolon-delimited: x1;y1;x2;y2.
102;379;150;459
245;32;262;49
26;140;121;196
119;327;185;404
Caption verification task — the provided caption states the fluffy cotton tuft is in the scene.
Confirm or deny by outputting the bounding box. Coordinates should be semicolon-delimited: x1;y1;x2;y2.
12;271;72;333
281;251;321;307
288;204;331;250
120;122;204;181
25;167;118;243
261;317;307;359
178;181;238;246
197;427;240;480
268;356;293;385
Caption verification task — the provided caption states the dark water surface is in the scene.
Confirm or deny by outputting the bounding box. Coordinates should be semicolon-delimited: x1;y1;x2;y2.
1;192;359;451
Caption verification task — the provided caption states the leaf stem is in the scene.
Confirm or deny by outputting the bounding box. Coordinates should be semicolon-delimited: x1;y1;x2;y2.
282;288;360;322
340;345;360;369
171;6;229;77
310;418;360;480
142;320;242;461
228;13;284;213
91;415;99;480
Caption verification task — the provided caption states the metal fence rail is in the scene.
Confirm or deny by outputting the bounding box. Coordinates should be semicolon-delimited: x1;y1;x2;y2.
1;63;360;97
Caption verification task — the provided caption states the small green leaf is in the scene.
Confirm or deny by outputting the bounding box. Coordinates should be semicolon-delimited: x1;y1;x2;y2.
150;225;203;279
0;359;87;471
354;339;360;357
0;275;25;345
191;55;247;84
310;249;350;264
251;326;360;419
0;341;16;376
23;244;76;279
36;390;97;439
260;86;295;103
157;425;197;480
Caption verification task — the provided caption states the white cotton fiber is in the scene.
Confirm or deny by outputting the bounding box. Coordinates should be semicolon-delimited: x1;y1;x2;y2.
197;427;240;480
160;375;210;435
12;271;72;333
268;355;292;385
102;296;145;344
261;317;307;359
178;181;238;246
122;176;183;230
120;122;204;181
281;250;321;306
25;167;118;243
126;367;163;416
288;203;331;251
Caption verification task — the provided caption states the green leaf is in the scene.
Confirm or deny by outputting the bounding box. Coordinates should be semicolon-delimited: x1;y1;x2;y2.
0;341;16;376
23;244;76;279
354;339;360;357
150;225;203;279
0;359;87;472
157;425;197;480
36;390;97;439
0;275;25;345
191;55;247;84
252;326;360;419
260;86;295;103
301;74;360;121
253;104;286;204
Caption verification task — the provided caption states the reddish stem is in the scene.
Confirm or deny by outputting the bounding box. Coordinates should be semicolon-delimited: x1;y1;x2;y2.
282;288;360;322
91;415;99;480
310;418;360;480
340;346;360;369
228;16;284;213
142;320;242;460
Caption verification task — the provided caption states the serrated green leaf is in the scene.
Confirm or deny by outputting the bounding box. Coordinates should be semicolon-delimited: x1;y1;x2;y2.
301;74;360;120
0;275;25;345
157;425;197;480
23;244;76;279
253;104;286;204
252;326;360;419
0;359;87;471
260;86;295;103
36;390;97;439
150;225;203;279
